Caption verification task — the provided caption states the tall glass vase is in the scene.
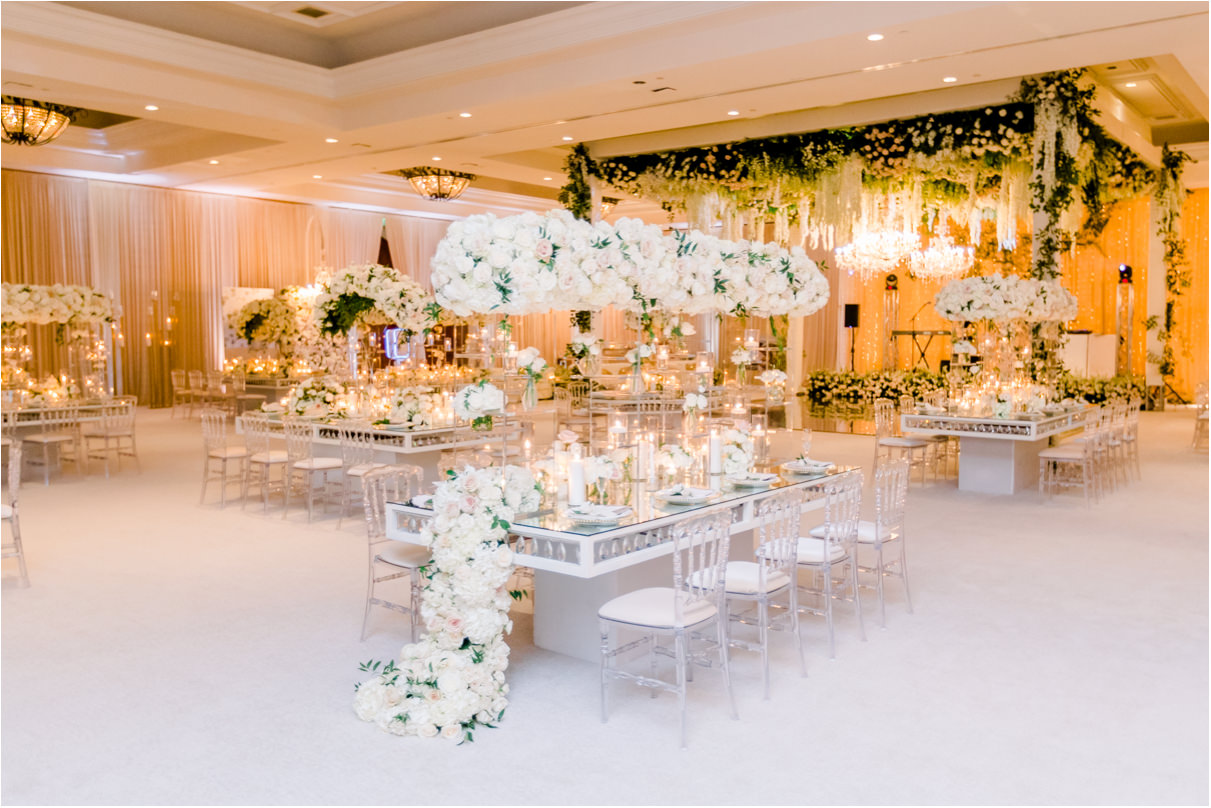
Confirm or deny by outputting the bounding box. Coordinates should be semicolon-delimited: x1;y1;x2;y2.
346;324;360;382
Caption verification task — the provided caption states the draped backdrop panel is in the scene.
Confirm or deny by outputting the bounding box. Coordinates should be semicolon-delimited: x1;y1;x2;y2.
3;170;1204;402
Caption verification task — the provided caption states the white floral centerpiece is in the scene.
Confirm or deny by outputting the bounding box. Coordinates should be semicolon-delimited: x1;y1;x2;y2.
1;283;120;328
453;379;506;431
757;368;788;403
934;274;1076;323
625;343;652;373
515;346;547;410
313;264;436;337
683;391;709;413
353;464;542;743
720;425;755;475
280;376;350;418
379;386;440;428
657;443;695;484
566;332;602;374
227;297;296;348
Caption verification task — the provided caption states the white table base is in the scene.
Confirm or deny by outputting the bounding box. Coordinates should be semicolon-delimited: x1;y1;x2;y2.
532;530;757;662
957;436;1047;495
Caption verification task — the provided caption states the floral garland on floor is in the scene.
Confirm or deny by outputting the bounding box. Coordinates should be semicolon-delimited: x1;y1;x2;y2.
1;283;119;327
431;209;829;319
1150;145;1192;379
354;465;542;742
227;297;296;347
314;264;436;337
934;274;1077;322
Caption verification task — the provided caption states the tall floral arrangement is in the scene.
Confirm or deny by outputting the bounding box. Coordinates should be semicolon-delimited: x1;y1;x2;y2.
430;210;829;319
314;264;435;337
934;274;1075;323
1;283;119;327
227;297;296;347
353;465;541;742
282;376;350;417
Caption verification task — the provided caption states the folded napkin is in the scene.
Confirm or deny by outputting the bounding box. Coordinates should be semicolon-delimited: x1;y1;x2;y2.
660;483;714;498
564;504;632;520
261;402;284;413
727;471;779;484
411;494;434;508
784;458;832;473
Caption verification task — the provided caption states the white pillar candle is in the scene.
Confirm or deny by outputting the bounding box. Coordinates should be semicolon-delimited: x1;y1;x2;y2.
709;431;722;475
568;460;586;506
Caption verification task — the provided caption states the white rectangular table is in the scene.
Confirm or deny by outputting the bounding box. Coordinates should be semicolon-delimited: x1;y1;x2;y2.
901;409;1087;495
386;467;853;661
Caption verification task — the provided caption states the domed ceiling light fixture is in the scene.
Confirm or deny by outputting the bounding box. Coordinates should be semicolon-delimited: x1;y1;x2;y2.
1;96;79;146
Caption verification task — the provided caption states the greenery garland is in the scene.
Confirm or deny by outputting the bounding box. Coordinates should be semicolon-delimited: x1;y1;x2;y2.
1151;145;1192;379
568;72;1151;254
557;144;594;221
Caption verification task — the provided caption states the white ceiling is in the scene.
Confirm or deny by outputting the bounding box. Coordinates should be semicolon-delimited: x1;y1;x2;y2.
2;1;1207;224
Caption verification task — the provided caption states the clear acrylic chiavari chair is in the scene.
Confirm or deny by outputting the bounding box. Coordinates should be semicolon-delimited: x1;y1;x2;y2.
281;418;342;521
241;411;289;510
2;442;28;587
22;401;82;485
856;457;913;628
873;398;931;484
83;398;138;478
598;508;738;747
337;423;390;528
797;471;865;658
199;408;248;508
724;487;807;699
1039;412;1104;506
360;465;427;641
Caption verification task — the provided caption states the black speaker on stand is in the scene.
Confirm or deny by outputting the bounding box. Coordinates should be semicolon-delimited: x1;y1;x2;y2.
844;304;860;372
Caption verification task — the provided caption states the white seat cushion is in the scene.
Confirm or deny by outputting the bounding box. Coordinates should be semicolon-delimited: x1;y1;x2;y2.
723;561;791;595
597;586;717;628
1039;446;1084;460
795;536;848;565
346;462;389;477
292;456;343;470
376;542;430;569
0;504;12;519
1199;411;1209;421
208;446;248;459
0;437;11;447
879;436;930;448
249;450;289;464
809;520;898;544
23;433;75;444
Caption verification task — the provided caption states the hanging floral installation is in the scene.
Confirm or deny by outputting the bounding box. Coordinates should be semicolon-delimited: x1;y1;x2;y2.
564;70;1154;265
1150;145;1193;379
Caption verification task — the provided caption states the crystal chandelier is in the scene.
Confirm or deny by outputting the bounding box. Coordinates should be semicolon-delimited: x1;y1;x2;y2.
906;233;974;281
392;167;476;201
833;231;920;280
1;96;77;146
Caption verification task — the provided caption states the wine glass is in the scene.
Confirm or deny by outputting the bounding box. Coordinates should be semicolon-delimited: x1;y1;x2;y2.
800;428;813;460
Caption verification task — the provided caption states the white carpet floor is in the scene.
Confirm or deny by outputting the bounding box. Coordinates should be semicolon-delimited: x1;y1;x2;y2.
2;407;1207;806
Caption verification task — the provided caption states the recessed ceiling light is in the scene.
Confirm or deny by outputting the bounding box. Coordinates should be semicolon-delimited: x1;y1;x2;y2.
543;177;552;181
432;156;442;161
561;136;574;141
726;110;740;117
325;137;339;143
1124;82;1137;88
942;76;957;83
144;104;159;111
208;159;219;165
312;174;322;179
867;33;884;41
459;112;472;118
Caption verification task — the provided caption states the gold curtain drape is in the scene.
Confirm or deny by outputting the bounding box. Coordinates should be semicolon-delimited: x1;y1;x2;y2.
1173;189;1209;397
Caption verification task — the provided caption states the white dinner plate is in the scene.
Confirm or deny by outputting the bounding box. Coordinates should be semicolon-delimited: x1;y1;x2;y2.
653;486;717;505
563;505;632;525
781;459;833;475
726;472;780;488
